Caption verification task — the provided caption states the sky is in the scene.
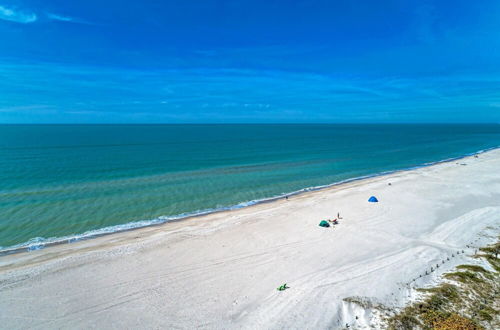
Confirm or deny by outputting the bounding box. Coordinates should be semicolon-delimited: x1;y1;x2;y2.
1;0;500;123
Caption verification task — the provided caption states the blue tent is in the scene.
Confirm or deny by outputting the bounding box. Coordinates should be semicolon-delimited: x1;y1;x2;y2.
368;196;379;203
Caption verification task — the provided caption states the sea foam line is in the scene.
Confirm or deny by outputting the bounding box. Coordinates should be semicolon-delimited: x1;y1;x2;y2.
0;146;497;256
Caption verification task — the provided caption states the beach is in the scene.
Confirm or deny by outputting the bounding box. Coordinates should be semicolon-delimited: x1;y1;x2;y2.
1;149;499;329
3;124;500;250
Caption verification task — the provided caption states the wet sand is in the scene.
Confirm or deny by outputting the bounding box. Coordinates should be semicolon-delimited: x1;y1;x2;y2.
1;149;499;329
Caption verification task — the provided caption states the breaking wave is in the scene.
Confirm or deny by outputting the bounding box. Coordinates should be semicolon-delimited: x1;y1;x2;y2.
0;146;496;256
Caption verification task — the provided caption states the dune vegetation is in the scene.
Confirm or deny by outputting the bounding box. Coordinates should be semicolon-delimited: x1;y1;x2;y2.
388;240;499;330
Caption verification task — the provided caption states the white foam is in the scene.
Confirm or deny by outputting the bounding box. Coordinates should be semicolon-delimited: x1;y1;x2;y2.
1;146;497;255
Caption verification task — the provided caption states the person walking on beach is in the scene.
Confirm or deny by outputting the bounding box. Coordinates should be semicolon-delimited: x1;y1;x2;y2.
337;212;342;219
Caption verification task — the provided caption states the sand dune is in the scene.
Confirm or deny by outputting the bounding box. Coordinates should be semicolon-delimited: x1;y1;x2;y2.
1;150;499;329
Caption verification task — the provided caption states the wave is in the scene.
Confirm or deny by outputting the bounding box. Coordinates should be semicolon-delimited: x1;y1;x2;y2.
1;146;497;256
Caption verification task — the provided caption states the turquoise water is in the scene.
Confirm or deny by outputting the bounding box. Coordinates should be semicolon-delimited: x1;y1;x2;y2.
1;124;500;250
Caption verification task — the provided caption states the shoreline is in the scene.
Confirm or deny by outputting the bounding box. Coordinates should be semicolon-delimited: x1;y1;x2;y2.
1;145;497;257
1;146;499;328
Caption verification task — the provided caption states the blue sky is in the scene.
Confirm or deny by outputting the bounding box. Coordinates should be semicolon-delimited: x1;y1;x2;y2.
1;0;500;123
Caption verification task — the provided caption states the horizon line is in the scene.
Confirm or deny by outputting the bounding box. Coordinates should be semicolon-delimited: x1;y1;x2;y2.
0;122;499;126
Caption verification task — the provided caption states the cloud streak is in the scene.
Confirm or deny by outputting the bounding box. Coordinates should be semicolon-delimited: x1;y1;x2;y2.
0;5;37;23
1;60;500;123
46;12;93;25
0;4;89;25
47;13;73;22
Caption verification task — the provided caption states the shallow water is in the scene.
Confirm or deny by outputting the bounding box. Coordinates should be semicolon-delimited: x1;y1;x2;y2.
1;124;499;250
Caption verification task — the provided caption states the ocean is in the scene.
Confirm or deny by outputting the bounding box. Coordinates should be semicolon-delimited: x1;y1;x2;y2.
1;124;499;251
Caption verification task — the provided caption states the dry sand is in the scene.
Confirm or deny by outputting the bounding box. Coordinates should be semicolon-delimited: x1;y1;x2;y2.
1;149;499;329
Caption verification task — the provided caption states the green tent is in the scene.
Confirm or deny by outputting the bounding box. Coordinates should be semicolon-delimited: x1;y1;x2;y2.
319;220;330;228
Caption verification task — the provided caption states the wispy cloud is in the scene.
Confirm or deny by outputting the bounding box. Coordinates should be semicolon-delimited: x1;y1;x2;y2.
47;13;73;22
0;105;51;113
0;5;37;23
1;60;500;123
0;4;89;25
46;12;92;25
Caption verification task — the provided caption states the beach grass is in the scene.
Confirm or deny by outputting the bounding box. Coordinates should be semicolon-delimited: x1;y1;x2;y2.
387;239;500;330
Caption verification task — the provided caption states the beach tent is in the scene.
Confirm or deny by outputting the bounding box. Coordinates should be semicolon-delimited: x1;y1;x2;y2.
319;220;330;227
368;196;379;203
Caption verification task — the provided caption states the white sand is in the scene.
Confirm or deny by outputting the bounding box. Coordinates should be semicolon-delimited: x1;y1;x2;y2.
1;150;499;329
